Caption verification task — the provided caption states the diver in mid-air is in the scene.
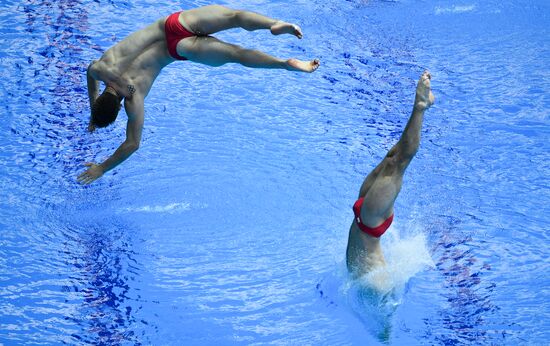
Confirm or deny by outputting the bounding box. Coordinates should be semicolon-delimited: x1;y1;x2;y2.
346;71;435;278
79;5;319;185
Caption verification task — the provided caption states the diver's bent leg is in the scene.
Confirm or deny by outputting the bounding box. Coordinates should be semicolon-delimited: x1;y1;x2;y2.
178;36;286;68
234;11;303;38
178;36;319;72
183;5;273;34
183;5;301;38
234;9;278;31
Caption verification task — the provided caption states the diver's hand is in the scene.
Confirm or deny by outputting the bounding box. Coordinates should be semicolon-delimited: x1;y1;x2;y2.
77;163;103;185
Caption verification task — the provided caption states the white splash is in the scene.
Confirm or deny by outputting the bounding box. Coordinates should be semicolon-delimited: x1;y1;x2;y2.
359;231;434;294
435;5;476;15
334;228;434;340
338;227;434;297
122;202;191;213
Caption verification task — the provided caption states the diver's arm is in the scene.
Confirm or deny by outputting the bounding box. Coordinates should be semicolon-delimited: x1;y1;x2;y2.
87;60;100;107
97;97;144;173
77;97;144;185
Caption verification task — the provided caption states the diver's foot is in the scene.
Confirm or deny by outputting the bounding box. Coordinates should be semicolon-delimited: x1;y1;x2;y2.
286;58;320;73
414;70;435;111
271;21;303;39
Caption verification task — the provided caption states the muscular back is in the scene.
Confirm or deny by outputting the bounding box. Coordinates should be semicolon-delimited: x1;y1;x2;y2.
92;18;174;99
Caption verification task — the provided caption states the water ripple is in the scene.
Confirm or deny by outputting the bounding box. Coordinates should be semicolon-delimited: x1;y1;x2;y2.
1;0;549;344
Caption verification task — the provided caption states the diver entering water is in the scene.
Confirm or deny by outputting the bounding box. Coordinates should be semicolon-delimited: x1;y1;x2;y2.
346;71;435;278
78;5;320;185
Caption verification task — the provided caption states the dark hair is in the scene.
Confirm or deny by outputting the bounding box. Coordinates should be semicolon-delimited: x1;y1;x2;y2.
91;91;121;128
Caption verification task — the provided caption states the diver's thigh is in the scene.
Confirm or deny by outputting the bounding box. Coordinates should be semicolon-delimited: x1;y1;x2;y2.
177;36;239;66
182;5;236;35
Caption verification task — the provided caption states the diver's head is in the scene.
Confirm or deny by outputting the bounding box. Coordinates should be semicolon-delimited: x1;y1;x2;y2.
90;86;122;129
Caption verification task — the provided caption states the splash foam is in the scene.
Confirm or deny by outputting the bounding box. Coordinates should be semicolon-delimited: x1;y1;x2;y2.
435;5;476;15
358;230;435;294
121;202;191;213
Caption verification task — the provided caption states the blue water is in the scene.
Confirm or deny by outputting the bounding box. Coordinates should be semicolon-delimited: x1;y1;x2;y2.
1;0;549;344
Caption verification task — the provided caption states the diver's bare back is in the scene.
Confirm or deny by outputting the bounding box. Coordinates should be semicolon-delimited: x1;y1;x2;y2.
93;18;173;99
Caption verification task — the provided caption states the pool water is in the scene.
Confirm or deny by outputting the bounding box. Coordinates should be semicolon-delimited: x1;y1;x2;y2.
1;0;549;345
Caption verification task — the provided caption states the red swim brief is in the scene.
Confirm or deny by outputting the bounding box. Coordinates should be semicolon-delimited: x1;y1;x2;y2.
353;197;394;238
165;11;195;60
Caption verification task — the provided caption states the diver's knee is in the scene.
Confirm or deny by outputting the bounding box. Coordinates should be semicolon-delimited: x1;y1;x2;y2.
232;10;247;26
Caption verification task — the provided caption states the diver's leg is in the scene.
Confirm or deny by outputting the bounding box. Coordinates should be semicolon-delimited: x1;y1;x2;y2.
346;71;435;277
182;5;302;38
178;36;319;72
357;71;435;223
393;71;435;170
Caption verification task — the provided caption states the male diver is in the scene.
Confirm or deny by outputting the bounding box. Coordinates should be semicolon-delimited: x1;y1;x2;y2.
78;5;320;184
346;71;435;277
